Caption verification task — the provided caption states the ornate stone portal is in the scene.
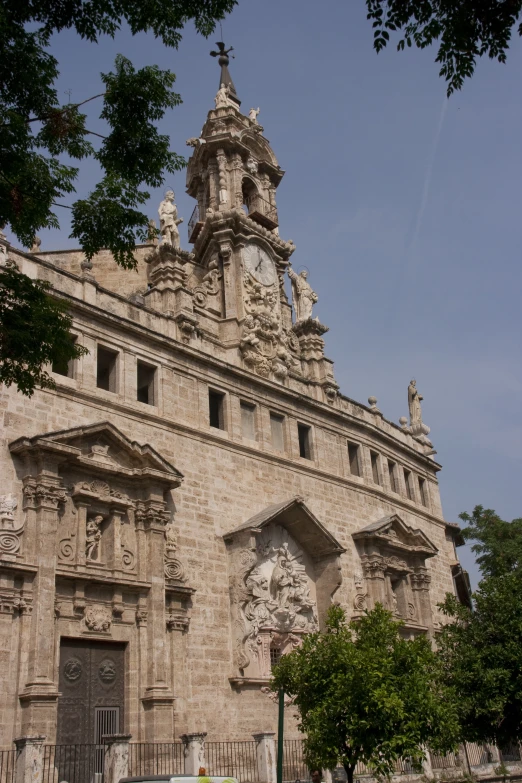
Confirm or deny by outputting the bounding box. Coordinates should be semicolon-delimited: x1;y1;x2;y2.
224;497;344;684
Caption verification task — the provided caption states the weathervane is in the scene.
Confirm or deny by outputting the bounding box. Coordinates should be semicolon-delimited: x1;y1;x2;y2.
210;41;241;107
210;41;235;65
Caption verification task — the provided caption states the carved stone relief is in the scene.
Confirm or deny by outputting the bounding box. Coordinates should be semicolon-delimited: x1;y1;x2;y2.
0;494;24;557
86;514;103;561
164;522;187;583
84;605;112;633
234;524;317;676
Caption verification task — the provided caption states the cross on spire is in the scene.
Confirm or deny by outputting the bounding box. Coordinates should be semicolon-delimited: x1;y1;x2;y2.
210;41;241;106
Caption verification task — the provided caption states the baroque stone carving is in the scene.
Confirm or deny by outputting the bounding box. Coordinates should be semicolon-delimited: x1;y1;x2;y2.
85;605;111;632
248;107;260;124
64;657;82;682
98;658;116;683
408;379;433;447
0;494;24;557
86;514;103;561
235;525;317;672
288;265;318;322
164;523;186;582
215;83;235;109
159;190;183;249
353;572;367;612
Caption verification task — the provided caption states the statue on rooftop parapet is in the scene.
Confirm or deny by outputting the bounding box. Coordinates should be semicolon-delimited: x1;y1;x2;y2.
215;83;235;109
288;264;318;323
158;190;183;249
408;379;423;428
248;107;260;124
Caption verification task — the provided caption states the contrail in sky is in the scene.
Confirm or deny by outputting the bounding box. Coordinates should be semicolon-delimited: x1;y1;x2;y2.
407;94;448;270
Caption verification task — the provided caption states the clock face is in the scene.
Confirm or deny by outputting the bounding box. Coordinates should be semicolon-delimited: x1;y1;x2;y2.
243;245;276;286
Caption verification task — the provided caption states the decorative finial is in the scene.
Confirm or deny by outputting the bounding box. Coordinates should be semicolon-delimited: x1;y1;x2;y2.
210;41;241;107
368;396;382;415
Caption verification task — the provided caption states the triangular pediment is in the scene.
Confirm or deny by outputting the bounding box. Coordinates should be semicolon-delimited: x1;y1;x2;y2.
224;496;345;559
10;421;183;488
352;514;437;558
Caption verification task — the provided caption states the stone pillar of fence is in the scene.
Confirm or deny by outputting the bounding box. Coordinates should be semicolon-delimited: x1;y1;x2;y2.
181;733;207;775
253;732;276;783
421;749;434;780
14;736;46;783
103;734;132;783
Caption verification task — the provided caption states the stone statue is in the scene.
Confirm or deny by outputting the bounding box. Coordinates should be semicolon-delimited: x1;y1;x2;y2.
408;379;423;428
158;191;183;249
248;107;260;124
30;236;41;253
0;494;17;521
288;265;318;322
215;83;234;109
86;514;103;561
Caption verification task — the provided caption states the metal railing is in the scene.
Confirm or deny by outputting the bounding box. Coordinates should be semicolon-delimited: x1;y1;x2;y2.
243;194;278;230
128;743;184;776
188;204;204;243
42;744;102;783
206;741;259;782
0;750;15;783
274;740;310;782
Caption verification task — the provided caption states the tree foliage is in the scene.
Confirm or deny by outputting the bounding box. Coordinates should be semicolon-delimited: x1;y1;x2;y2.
366;0;522;95
0;261;87;395
438;506;522;746
0;0;236;394
271;604;459;783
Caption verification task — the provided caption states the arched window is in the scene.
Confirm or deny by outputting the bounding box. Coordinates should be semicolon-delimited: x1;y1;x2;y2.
242;177;259;215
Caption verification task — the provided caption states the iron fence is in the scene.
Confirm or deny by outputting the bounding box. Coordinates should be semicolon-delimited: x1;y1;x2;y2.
42;744;103;783
0;750;15;783
277;739;310;782
206;741;259;782
500;743;521;763
128;743;184;777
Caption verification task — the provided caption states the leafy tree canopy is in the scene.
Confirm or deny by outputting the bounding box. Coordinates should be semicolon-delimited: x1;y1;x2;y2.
366;0;522;95
0;0;236;395
460;505;522;579
271;604;459;783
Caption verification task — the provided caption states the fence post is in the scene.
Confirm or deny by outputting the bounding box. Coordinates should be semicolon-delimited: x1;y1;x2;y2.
421;748;434;780
103;734;132;783
253;732;277;783
14;736;46;783
181;733;207;775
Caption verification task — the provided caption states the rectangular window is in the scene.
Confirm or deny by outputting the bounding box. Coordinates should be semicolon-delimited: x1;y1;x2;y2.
52;336;77;378
137;360;156;405
240;402;256;440
418;477;429;507
388;460;399;493
403;469;414;501
96;346;118;392
370;451;381;485
348;442;360;477
208;389;225;430
270;413;285;452
297;423;312;460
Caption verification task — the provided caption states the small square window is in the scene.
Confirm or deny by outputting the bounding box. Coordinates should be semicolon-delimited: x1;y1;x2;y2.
209;389;225;430
240;402;256;440
370;451;381;485
52;336;77;378
403;469;414;501
97;346;118;392
137;360;156;405
297;423;312;460
388;460;399;493
418;477;429;507
270;647;282;668
270;413;285;452
348;442;360;477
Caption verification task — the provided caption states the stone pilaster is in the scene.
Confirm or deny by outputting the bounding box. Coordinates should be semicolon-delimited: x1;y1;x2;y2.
181;732;207;775
253;732;276;783
14;735;46;783
103;734;132;783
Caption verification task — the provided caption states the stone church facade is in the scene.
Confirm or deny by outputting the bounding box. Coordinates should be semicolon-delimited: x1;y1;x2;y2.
0;52;468;748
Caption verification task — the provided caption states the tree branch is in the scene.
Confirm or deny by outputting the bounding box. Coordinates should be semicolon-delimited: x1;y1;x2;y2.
25;92;107;123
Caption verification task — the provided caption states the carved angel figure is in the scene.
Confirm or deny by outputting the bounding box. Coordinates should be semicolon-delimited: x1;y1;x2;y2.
158;190;183;249
288;266;318;322
215;83;234;109
248;107;260;124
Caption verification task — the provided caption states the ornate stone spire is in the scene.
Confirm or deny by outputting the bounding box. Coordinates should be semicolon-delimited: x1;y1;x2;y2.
210;41;241;107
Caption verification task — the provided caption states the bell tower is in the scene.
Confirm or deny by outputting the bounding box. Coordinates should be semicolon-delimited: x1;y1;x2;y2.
183;44;338;396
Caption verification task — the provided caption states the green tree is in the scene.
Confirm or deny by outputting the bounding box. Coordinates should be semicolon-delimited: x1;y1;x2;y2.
271;604;459;783
0;0;236;394
366;0;522;95
438;506;522;746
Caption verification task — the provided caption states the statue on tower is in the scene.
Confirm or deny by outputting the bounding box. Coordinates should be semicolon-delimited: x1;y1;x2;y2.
288;265;318;322
215;83;235;109
248;107;260;124
407;379;423;428
158;190;183;249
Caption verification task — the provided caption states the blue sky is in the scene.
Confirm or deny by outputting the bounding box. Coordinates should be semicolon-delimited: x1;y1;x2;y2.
9;0;522;587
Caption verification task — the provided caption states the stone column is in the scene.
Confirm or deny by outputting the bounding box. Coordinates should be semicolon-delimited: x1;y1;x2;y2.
253;732;276;783
14;735;46;783
19;479;65;737
410;568;434;636
181;733;207;775
141;499;174;740
103;734;132;783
